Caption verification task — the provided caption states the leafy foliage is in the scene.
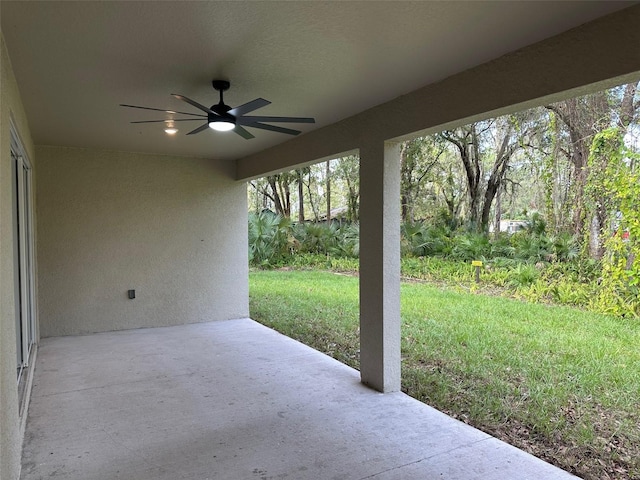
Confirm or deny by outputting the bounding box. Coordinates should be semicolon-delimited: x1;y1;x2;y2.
249;82;639;271
249;212;639;317
401;222;452;257
248;210;294;266
588;128;640;317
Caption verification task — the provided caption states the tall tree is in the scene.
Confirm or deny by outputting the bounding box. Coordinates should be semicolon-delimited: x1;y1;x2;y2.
325;160;331;222
440;115;530;233
440;124;484;229
548;81;638;257
546;92;609;244
295;168;309;222
400;137;443;222
306;165;320;221
254;173;296;217
430;154;466;227
334;155;360;221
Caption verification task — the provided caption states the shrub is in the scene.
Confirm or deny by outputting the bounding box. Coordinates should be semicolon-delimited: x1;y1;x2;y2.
401;222;451;257
507;263;540;288
293;222;337;255
510;231;551;263
248;211;295;265
330;223;360;258
451;232;491;261
549;232;580;262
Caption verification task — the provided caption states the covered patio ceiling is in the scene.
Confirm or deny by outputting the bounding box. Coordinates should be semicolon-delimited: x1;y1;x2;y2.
0;1;635;162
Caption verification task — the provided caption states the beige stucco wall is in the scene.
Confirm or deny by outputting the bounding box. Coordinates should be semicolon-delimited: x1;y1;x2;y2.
1;33;37;480
36;146;248;337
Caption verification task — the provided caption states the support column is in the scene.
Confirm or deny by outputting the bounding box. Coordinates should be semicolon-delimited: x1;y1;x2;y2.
359;140;401;393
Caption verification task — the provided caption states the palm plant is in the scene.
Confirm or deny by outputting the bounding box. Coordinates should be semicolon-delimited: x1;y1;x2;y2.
248;210;294;265
490;233;516;259
401;222;451;257
451;232;491;260
507;263;540;288
294;222;339;255
330;223;360;258
550;232;580;261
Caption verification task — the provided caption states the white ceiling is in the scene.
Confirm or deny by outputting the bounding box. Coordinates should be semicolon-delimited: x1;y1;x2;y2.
1;1;634;161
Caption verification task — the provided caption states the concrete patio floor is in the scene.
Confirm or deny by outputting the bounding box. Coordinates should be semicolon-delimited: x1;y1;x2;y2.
21;318;576;480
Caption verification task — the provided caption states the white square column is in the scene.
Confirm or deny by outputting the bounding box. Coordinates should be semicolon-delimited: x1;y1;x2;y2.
358;141;401;393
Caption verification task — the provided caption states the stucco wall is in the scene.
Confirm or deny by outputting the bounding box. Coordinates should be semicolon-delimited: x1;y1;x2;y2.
1;33;37;480
36;146;248;337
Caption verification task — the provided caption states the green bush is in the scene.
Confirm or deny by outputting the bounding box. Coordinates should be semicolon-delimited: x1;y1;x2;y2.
507;263;540;288
510;231;551;263
549;232;580;262
451;232;491;261
401;222;451;257
248;211;295;265
247;214;640;314
293;222;337;255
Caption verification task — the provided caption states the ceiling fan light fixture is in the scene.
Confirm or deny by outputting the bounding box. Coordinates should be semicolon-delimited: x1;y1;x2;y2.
164;120;178;135
208;118;235;132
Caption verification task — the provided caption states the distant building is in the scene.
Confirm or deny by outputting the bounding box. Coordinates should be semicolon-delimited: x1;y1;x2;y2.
318;206;349;222
490;219;529;234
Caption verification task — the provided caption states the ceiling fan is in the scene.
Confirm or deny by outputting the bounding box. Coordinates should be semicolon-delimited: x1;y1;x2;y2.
120;80;315;139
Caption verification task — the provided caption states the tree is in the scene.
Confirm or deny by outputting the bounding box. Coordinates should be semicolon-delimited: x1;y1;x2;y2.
249;173;297;217
546;91;609;252
541;111;574;234
590;127;640;316
325;160;331;222
295;168;309;222
399;137;443;222
440;124;484;229
548;81;638;258
435;159;465;227
334;155;360;222
439;113;536;233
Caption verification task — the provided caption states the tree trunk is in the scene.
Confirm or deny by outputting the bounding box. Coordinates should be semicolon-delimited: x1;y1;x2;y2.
480;130;516;233
494;187;502;235
400;142;411;223
441;127;482;229
267;176;285;215
344;175;359;222
547;91;609;246
282;181;291;217
307;169;319;221
401;194;411;222
618;82;638;130
297;169;305;222
326;160;331;222
589;213;601;259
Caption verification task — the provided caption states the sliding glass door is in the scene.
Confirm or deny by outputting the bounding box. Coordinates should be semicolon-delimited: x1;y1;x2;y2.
12;124;36;386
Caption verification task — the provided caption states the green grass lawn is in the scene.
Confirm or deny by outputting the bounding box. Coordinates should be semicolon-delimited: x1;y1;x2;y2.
250;269;640;480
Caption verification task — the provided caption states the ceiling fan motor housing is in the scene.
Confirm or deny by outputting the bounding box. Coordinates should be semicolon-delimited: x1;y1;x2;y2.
210;104;234;126
212;80;230;92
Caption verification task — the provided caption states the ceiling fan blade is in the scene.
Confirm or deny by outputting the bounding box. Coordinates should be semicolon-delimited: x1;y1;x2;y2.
243;122;302;136
233;125;255;140
120;104;206;117
237;115;315;124
186;123;210;135
228;98;271;117
130;118;205;124
171;94;219;116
